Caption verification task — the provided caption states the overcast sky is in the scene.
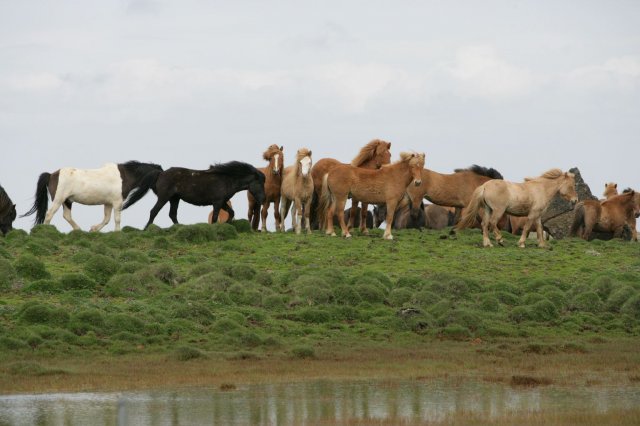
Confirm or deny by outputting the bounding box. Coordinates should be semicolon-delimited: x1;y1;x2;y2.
1;0;639;232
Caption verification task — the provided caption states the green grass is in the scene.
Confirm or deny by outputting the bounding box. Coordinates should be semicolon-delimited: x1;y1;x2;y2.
0;223;639;391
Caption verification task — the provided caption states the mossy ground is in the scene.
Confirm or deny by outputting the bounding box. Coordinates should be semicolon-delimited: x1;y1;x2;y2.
0;222;639;393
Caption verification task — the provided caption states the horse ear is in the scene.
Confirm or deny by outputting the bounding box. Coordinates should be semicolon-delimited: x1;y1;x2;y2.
615;183;618;188
308;150;312;157
387;142;392;149
280;146;284;151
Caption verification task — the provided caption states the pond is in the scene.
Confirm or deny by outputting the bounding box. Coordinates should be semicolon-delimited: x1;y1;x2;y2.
1;379;639;425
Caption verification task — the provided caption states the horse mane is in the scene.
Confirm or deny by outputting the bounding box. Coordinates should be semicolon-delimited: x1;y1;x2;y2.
351;139;390;167
623;188;634;194
454;164;503;180
0;185;11;208
296;148;312;162
262;145;282;161
207;161;261;178
524;168;564;181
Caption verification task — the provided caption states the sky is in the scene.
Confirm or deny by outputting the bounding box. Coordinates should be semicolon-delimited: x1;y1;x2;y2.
1;0;639;232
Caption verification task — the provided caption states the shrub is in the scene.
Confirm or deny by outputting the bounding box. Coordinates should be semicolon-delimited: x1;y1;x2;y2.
529;299;559;322
5;229;28;244
25;240;57;256
152;237;171;249
118;261;146;274
479;294;501;312
104;313;144;334
291;345;315;359
119;249;149;264
19;304;69;326
621;295;640;319
387;288;413;307
0;258;17;289
84;254;119;284
591;276;617;300
440;324;471;340
351;271;392;289
0;245;11;259
211;318;244;333
22;279;61;294
14;254;50;280
175;223;237;243
291;307;333;323
396;275;426;290
522;293;545;305
333;285;362;306
540;288;568;310
173;346;205;361
411;290;440;308
175;272;234;300
68;309;105;335
230;219;252;233
263;294;287;309
606;287;637;312
0;336;28;351
509;306;531;323
355;284;386;304
571;292;603;313
172;303;215;325
189;263;217;279
150;263;178;285
58;273;97;291
494;291;520;306
227;264;256;281
104;273;144;297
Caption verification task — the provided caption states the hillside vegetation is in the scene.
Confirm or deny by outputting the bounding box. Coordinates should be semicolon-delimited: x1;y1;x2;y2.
0;222;639;392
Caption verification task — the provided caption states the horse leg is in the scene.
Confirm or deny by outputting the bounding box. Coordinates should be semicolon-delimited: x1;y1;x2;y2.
480;207;493;247
273;197;282;232
278;197;288;232
61;201;81;230
518;218;535;248
488;209;505;246
326;198;337;236
223;202;235;221
360;203;370;235
347;200;358;232
335;197;350;238
304;199;312;234
145;197;169;229
383;200;399;240
168;197;180;224
248;196;258;230
260;201;269;232
44;199;64;226
113;201;123;231
90;204;113;232
534;217;546;248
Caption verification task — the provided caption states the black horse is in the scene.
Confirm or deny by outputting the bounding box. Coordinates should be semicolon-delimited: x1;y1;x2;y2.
0;184;17;235
135;161;266;229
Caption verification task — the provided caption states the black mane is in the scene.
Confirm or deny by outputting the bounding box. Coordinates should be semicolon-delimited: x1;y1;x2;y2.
207;161;262;179
623;188;634;194
454;164;503;180
120;160;163;174
0;184;12;208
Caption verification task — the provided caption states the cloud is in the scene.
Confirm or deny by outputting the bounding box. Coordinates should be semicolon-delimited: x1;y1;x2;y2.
2;72;64;92
565;55;640;92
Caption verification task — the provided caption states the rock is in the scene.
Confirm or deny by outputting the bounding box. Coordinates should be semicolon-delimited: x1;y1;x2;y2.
542;167;597;239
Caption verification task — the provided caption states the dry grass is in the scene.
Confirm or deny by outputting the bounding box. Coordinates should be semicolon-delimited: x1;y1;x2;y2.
1;337;639;394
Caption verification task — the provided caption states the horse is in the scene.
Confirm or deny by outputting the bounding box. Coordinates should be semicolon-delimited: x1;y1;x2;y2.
424;204;454;230
22;161;163;232
372;197;427;230
457;169;577;248
319;152;425;240
406;165;503;224
508;215;549;240
248;145;284;232
279;148;314;234
603;182;618;200
142;161;265;228
208;201;233;224
310;139;392;233
0;185;17;235
571;189;639;241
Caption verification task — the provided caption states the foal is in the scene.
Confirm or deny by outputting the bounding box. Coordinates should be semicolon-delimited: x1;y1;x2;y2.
248;145;284;232
279;149;314;234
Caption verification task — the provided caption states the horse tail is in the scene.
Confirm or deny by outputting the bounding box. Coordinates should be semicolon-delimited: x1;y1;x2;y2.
570;202;585;237
21;172;51;224
456;186;485;230
316;174;333;230
122;169;162;210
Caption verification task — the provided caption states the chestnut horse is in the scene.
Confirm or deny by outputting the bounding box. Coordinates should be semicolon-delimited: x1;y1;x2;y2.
319;152;425;240
208;201;233;224
406;165;503;223
310;139;392;233
457;169;577;248
571;189;639;241
279;148;314;234
248;145;284;232
603;182;618;200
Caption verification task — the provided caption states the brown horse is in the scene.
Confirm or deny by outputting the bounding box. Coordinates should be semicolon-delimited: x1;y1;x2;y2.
603;182;618;200
208;201;232;224
571;189;639;241
279;148;314;234
508;215;548;240
310;139;392;233
406;165;503;223
248;145;284;232
457;169;577;248
319;152;425;240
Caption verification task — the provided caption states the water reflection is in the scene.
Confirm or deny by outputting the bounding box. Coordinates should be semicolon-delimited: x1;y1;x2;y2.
1;380;639;425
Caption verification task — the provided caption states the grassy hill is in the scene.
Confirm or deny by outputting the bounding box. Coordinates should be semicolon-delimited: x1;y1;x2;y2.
1;222;639;393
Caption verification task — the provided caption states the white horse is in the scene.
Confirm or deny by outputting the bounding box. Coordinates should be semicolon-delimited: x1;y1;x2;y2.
279;148;313;234
22;161;163;231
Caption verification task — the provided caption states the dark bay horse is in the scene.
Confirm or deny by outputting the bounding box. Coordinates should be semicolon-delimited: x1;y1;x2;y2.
248;145;284;232
571;189;639;241
0;185;17;235
319;152;425;240
142;161;265;228
310;139;392;233
23;161;163;231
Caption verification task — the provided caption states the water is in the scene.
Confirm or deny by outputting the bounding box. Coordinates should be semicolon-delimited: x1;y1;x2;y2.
0;380;638;425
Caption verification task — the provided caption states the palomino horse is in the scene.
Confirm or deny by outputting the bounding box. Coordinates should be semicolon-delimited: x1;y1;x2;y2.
0;184;17;235
248;145;284;232
208;202;233;224
406;165;503;223
319;152;425;240
571;189;639;241
279;148;313;234
143;161;265;228
603;182;618;200
457;169;578;248
23;161;163;231
310;139;392;233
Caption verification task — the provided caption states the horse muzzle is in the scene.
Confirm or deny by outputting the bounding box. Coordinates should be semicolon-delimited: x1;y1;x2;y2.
414;179;422;186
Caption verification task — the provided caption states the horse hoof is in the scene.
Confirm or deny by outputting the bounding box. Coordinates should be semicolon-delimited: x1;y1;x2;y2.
518;244;526;249
330;232;336;237
497;239;505;247
344;234;352;238
384;235;393;240
361;230;369;236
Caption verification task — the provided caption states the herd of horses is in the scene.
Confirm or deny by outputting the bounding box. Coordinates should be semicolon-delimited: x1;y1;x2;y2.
0;139;638;246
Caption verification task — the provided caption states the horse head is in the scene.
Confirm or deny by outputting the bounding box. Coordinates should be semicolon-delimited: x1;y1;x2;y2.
0;203;16;236
296;148;312;178
375;141;392;168
409;153;425;186
560;172;578;205
264;145;284;176
249;170;266;205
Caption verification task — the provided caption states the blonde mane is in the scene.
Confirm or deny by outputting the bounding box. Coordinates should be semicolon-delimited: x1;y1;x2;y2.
262;144;282;161
351;139;390;167
296;148;312;161
524;168;564;181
